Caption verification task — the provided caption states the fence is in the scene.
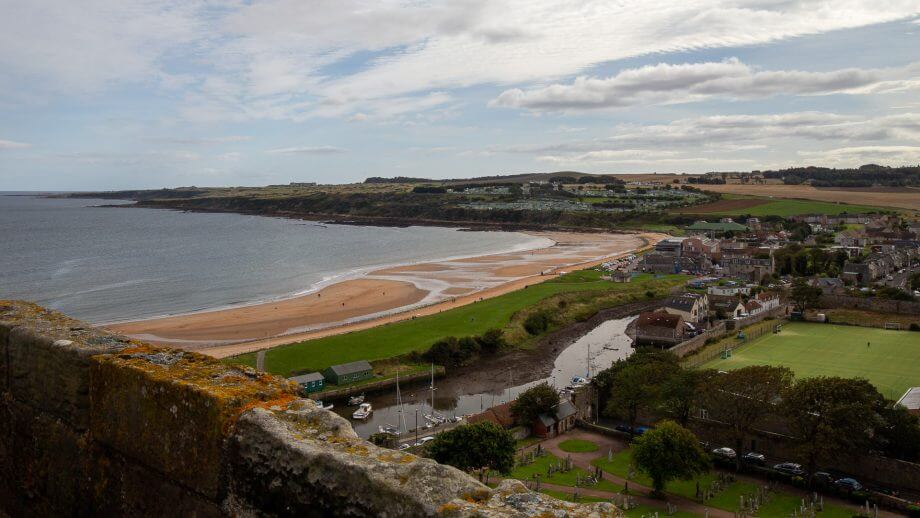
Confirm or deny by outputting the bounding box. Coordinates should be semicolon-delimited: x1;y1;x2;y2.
681;320;779;369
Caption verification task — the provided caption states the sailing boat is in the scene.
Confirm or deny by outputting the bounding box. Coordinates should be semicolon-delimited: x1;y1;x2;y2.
378;370;406;436
423;364;445;425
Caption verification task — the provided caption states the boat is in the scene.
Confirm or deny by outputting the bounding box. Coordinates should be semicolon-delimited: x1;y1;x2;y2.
314;400;334;411
352;402;373;420
348;393;366;406
378;424;400;435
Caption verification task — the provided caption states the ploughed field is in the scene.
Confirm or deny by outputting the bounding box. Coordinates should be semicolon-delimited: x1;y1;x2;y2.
700;322;920;399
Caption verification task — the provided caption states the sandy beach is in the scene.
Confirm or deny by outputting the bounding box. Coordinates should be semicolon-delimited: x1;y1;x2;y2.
106;231;664;357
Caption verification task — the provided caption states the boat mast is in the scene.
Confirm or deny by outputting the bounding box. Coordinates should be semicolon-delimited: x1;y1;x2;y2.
429;363;436;415
396;369;405;434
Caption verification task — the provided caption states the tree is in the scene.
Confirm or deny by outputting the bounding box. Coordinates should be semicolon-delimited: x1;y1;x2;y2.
660;369;717;427
511;383;559;426
476;328;506;354
790;278;822;311
783;377;883;484
874;403;920;462
632;420;711;496
604;351;680;436
427;422;516;476
704;366;793;470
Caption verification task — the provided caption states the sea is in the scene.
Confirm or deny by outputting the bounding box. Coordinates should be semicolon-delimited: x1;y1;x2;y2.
0;194;550;324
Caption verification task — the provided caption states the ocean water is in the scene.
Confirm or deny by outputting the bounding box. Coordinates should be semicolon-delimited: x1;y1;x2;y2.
0;194;548;324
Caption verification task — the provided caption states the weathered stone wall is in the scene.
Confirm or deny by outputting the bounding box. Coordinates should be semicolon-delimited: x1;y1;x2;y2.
0;301;619;517
818;294;920;315
667;322;727;358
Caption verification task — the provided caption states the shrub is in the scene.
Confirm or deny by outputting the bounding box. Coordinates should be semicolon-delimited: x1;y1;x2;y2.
645;290;655;298
910;323;919;332
524;311;552;335
477;328;506;354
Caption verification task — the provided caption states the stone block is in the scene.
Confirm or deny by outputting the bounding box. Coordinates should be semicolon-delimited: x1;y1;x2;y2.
0;397;91;516
90;347;295;499
2;302;131;429
227;401;488;517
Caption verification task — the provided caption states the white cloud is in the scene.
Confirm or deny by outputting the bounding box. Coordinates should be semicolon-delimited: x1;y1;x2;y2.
798;145;920;166
0;139;30;150
265;146;347;155
491;59;920;111
147;136;252;145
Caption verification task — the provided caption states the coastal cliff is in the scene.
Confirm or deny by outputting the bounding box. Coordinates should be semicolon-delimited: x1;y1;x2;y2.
0;301;619;517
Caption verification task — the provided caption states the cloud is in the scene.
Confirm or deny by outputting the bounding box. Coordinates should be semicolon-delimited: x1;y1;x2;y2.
491;59;920;111
147;136;252;145
0;139;30;150
498;111;920;169
265;146;347;155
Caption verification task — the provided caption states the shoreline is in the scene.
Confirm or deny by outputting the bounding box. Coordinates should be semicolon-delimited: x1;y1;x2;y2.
105;231;665;358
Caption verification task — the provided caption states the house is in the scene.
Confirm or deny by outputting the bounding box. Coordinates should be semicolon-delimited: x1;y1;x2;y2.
635;311;685;346
654;237;686;255
897;387;920;416
809;277;846;294
686;219;748;235
753;292;781;312
707;284;750;296
662;293;709;324
289;372;325;393
467;401;515;428
532;400;578;438
709;295;746;319
743;299;764;316
612;271;632;283
323;360;373;385
721;255;774;282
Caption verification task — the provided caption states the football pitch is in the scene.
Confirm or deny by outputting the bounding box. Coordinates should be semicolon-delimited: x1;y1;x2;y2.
700;322;920;400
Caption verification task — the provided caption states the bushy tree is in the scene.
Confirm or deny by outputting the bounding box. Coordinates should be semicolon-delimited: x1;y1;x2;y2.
427;422;516;475
704;365;793;470
790;278;822;311
874;403;920;462
477;328;506;354
632;420;711;495
603;350;680;436
523;311;552;335
782;377;883;483
511;382;559;426
660;369;716;427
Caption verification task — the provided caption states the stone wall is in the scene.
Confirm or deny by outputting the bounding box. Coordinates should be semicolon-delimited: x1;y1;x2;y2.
818;294;920;315
0;301;618;517
667;322;726;358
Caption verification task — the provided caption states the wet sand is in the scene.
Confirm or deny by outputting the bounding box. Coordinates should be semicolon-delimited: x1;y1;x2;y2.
106;231;664;357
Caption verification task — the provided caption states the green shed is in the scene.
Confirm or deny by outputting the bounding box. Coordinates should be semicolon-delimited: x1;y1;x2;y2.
290;372;325;393
323;360;373;385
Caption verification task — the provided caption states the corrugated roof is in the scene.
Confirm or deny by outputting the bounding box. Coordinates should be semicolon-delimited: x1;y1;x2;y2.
290;372;324;384
327;360;372;376
897;387;920;410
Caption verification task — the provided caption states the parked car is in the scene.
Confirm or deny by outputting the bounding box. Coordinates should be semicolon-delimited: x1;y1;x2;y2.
774;462;806;477
397;443;411;451
711;447;737;460
812;471;834;486
834;478;863;492
615;424;651;436
742;452;766;466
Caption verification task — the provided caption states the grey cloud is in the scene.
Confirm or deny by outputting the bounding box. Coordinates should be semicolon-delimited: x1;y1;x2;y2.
265;146;347;155
491;59;919;111
0;139;30;150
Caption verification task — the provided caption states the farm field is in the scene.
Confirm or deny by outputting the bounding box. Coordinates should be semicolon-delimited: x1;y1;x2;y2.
699;322;920;399
230;272;686;376
692;184;920;212
674;194;885;217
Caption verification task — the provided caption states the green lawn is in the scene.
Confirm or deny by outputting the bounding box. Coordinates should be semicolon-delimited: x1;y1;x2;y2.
559;439;600;453
593;449;859;516
510;453;622;492
229;272;685;376
699;322;920;399
681;194;885;217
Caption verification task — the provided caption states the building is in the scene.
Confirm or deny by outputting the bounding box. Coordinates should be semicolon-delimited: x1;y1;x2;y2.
289;372;325;393
662;293;709;324
709;294;745;319
611;271;632;283
743;299;764;316
721;255;774;282
635;311;685;346
753;292;781;312
532;400;578;438
707;284;750;296
809;277;846;294
323;360;373;385
897;388;920;416
467;401;515;429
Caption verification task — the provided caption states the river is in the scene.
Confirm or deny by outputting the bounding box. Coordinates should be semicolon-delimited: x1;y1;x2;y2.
334;315;637;439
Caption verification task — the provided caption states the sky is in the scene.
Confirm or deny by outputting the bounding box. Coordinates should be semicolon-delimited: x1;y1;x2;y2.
0;1;919;190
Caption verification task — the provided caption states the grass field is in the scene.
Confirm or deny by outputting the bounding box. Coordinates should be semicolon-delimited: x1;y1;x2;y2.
676;194;884;217
558;439;600;453
511;453;621;492
699;322;920;399
229;272;686;376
